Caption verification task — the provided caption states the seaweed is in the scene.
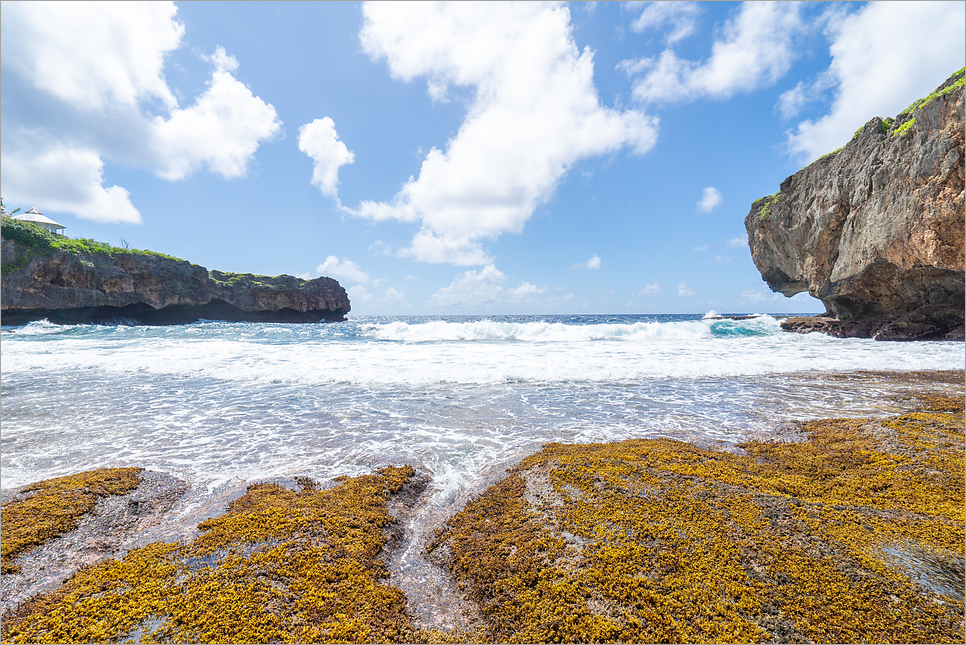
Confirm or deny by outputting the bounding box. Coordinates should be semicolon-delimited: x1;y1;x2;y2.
429;395;965;643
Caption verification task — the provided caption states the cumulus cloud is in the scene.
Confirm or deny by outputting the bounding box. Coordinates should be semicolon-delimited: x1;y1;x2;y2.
620;2;805;104
298;117;355;199
383;287;407;303
355;2;658;265
637;283;661;295
152;56;282;181
572;254;602;270
784;2;966;162
629;1;701;45
775;69;837;120
316;256;371;284
0;145;141;224
726;236;747;248
428;265;507;307
693;244;709;252
0;2;281;223
1;1;183;111
696;186;722;212
507;282;547;299
348;285;373;304
677;282;694;297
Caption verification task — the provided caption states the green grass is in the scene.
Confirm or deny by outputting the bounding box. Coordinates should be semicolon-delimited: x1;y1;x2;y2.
899;68;964;117
1;217;185;272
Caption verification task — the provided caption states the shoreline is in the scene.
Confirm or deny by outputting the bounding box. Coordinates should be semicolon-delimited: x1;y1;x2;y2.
2;371;963;643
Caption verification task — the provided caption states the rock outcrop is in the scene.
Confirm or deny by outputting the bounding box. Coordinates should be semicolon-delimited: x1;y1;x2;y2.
0;226;350;326
745;69;965;341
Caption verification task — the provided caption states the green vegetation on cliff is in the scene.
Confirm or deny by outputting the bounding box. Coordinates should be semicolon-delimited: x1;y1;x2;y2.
2;218;293;286
1;217;185;275
756;192;781;221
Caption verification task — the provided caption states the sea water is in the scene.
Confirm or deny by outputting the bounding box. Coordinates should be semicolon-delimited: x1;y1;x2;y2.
2;314;963;501
3;313;964;624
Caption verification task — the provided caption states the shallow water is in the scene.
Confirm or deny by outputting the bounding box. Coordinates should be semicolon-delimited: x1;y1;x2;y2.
2;314;963;620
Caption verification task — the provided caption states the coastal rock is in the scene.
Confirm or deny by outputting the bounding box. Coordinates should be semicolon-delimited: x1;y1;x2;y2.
0;229;350;325
745;69;965;341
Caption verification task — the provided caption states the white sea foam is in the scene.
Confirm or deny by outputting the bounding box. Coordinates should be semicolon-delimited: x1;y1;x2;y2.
1;316;963;507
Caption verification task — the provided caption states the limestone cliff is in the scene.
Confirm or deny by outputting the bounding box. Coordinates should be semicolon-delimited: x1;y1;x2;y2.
745;69;964;341
1;222;350;326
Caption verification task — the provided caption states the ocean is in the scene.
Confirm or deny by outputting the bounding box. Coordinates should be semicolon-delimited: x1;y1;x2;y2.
0;315;966;628
2;313;964;538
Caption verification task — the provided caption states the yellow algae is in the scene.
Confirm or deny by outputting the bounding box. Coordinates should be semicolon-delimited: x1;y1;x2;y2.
430;397;965;643
1;465;470;644
1;467;143;574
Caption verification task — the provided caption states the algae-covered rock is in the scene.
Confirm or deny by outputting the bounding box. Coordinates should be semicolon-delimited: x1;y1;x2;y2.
0;466;461;644
1;467;144;575
429;397;965;643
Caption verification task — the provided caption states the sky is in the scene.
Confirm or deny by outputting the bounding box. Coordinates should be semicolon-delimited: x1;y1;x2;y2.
1;1;964;316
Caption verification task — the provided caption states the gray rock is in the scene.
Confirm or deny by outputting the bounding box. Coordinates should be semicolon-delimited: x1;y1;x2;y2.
1;238;350;325
745;70;965;341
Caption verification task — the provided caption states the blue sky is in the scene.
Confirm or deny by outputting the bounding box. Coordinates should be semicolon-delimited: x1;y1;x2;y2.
2;1;963;315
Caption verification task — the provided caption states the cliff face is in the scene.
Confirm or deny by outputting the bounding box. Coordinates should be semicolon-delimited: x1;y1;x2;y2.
1;234;350;326
745;70;965;340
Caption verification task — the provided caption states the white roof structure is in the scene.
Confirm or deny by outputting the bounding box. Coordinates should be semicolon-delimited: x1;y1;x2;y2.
11;207;66;233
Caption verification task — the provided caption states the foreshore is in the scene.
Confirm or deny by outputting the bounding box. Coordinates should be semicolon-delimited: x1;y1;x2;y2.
2;371;964;643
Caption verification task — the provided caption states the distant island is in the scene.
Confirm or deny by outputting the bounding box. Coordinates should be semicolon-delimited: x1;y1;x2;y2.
0;217;350;326
746;69;965;341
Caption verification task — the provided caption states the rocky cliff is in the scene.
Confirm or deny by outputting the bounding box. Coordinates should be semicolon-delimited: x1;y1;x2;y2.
745;69;964;341
1;222;350;326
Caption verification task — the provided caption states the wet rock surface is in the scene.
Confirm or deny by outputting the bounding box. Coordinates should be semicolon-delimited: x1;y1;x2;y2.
745;70;964;341
3;384;963;642
1;470;187;612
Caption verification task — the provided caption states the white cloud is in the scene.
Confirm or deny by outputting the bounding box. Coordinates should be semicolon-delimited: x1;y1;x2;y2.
620;2;805;104
348;285;373;304
316;256;371;284
713;255;733;263
785;2;966;162
726;236;746;248
572;254;601;270
0;3;281;222
355;2;658;265
630;2;701;45
677;282;694;296
741;289;767;305
775;69;837;120
696;186;722;212
638;283;661;295
383;287;407;303
0;1;183;111
152;62;282;180
298;117;355;199
693;244;709;252
0;145;140;224
508;282;547;299
428;265;507;307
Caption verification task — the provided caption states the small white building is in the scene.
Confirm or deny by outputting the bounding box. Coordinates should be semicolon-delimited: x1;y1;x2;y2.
11;207;66;235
